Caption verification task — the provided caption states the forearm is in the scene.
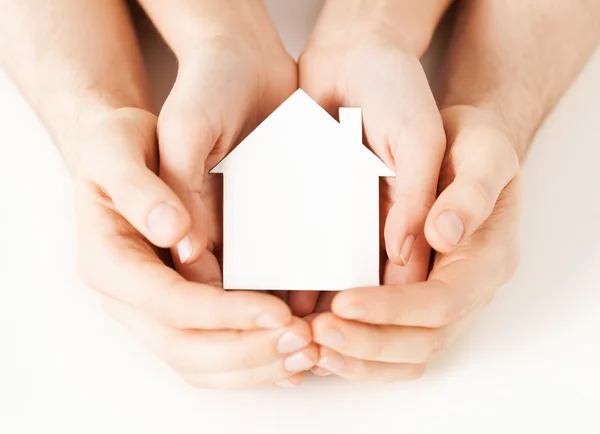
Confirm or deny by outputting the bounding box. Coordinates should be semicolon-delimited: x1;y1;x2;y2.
0;0;150;172
441;0;600;159
137;0;282;58
309;0;454;57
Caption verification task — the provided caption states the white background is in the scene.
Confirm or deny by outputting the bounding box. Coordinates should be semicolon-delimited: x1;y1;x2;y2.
1;1;600;433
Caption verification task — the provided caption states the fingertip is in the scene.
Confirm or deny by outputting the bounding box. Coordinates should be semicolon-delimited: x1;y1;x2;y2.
254;293;294;329
425;206;465;253
310;312;337;334
330;291;366;320
174;230;207;265
146;201;191;248
288;291;320;317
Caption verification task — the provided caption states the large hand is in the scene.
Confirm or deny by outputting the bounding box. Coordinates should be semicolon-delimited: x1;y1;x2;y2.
288;6;446;315
311;106;521;381
76;108;317;389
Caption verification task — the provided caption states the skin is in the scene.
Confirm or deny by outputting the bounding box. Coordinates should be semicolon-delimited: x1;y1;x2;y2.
0;0;316;389
1;0;599;387
309;0;600;380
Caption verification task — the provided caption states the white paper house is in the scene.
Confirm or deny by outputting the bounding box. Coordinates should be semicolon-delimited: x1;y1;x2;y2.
211;89;395;291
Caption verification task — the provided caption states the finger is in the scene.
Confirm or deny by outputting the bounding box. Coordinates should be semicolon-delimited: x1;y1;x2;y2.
157;99;213;265
274;372;306;388
288;291;321;317
181;344;318;389
425;108;519;252
313;313;447;363
82;109;191;249
310;366;332;377
316;347;425;383
271;291;290;305
102;297;312;372
77;182;291;330
373;71;445;270
331;217;514;329
157;55;251;266
314;291;337;313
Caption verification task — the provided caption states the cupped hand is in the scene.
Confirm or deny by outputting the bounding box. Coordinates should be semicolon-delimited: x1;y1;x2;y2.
156;17;298;281
287;10;446;316
311;106;521;381
75;108;317;389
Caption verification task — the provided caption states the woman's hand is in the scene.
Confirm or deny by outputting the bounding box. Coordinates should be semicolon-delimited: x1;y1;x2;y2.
288;2;447;315
311;106;521;381
76;108;318;389
146;1;299;280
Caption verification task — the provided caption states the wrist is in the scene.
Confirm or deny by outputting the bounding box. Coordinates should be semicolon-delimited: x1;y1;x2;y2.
310;0;450;57
40;92;151;174
145;0;284;59
440;104;526;162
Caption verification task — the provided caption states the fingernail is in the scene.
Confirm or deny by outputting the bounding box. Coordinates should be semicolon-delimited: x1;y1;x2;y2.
436;211;464;245
177;236;193;264
315;328;344;348
399;235;415;266
284;352;315;372
317;353;344;372
274;378;297;388
147;203;179;240
277;332;309;354
338;306;366;320
311;366;332;377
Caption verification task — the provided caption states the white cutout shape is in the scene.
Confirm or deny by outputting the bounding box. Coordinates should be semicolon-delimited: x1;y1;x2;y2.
211;89;395;291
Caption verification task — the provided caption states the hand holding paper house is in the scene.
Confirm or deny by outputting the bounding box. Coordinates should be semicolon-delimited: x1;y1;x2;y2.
210;90;395;291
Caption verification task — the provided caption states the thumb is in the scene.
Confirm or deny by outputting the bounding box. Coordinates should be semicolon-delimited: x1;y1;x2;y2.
425;107;519;253
81;108;192;251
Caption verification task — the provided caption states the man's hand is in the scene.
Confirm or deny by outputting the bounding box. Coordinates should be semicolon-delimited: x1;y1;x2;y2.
76;108;318;389
311;106;521;381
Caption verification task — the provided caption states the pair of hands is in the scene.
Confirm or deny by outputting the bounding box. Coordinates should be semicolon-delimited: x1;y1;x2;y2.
76;9;521;388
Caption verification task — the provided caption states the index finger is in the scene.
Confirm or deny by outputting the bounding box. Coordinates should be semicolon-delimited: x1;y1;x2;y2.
77;181;292;331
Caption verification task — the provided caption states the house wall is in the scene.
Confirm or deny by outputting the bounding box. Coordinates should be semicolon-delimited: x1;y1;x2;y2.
221;169;381;291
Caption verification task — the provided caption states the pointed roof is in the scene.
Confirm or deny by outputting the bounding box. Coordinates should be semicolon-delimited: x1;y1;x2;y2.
211;89;395;177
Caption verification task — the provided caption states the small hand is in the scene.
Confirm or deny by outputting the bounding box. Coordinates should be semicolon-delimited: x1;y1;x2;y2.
311;106;521;381
287;11;446;315
76;108;317;389
156;18;298;282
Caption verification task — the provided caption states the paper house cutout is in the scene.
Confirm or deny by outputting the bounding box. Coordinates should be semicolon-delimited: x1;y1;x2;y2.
211;89;395;291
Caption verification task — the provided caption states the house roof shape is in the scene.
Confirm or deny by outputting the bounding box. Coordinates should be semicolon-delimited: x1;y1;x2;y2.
210;89;395;177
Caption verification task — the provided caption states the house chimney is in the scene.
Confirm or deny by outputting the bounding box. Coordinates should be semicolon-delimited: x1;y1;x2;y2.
339;108;363;145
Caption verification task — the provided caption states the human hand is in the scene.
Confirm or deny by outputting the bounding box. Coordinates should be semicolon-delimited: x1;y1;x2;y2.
154;3;298;281
310;106;521;381
76;108;318;389
286;2;446;315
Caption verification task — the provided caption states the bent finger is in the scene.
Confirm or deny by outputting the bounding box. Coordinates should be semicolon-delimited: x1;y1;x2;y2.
102;297;311;372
